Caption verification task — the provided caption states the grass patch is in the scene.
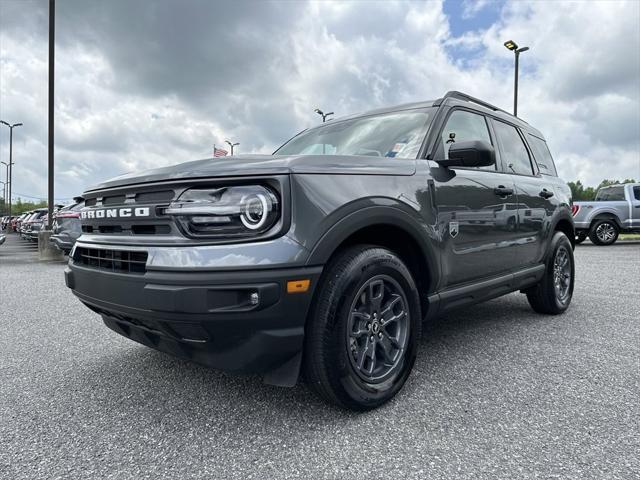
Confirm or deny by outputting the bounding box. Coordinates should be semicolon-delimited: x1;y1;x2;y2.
620;234;640;241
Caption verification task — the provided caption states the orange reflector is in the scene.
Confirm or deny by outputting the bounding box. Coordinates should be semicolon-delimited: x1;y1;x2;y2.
287;279;310;293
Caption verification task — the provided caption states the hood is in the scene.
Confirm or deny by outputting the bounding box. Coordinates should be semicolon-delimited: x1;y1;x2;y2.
86;154;416;192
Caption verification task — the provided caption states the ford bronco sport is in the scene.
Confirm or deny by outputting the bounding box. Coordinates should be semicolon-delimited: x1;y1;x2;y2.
65;91;575;410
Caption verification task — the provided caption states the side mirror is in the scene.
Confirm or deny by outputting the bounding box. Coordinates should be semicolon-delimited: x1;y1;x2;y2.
436;140;496;168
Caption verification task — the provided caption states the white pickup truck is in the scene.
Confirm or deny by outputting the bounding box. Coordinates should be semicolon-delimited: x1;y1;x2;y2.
572;183;640;245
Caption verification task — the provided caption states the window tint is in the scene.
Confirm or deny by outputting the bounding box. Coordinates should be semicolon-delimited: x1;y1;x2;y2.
527;134;557;176
493;121;534;175
438;110;495;170
633;186;640;201
595;186;625;201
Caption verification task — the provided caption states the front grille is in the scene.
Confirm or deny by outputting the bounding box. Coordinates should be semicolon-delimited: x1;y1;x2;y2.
82;187;178;237
74;247;148;274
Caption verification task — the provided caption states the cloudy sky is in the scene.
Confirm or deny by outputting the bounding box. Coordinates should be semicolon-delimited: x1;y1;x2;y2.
0;0;639;202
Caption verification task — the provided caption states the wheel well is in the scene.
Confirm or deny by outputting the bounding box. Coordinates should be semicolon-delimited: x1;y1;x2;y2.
328;224;431;314
555;219;575;247
591;213;622;228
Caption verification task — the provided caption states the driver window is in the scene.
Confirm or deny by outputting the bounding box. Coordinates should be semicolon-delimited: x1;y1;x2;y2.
439;110;495;170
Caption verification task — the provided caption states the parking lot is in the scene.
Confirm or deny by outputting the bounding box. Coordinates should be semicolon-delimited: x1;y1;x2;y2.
0;233;638;480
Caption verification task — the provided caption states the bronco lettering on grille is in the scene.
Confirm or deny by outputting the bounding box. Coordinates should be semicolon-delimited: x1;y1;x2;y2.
81;207;150;219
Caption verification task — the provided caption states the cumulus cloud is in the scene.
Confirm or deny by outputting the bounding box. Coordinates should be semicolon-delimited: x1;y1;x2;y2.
0;0;638;202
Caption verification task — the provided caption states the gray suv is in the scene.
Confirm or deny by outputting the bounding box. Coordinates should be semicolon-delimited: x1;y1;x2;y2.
65;91;575;410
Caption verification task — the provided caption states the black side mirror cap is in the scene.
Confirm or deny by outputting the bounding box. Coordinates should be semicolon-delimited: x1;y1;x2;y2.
436;140;496;168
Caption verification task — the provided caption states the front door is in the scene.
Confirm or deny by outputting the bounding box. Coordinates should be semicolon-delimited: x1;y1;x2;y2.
431;109;520;288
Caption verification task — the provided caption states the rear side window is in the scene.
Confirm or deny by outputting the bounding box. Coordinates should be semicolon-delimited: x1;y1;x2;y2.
634;186;640;200
595;186;625;201
493;121;534;175
527;134;558;176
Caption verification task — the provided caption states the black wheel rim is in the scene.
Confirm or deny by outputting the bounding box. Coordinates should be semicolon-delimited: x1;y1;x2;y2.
596;222;616;243
553;245;572;304
346;275;410;383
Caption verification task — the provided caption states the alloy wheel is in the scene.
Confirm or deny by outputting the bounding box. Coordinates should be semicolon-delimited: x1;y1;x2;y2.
596;222;616;243
346;275;410;383
553;245;572;304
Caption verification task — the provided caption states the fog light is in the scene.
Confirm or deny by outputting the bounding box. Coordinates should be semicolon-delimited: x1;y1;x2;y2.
250;292;260;305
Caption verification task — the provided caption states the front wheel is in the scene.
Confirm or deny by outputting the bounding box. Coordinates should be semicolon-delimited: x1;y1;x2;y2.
303;245;421;411
526;231;575;315
589;219;619;245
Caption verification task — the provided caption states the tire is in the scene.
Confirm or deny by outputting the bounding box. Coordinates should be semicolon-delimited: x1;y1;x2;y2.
303;245;421;411
526;231;574;315
575;231;587;244
588;219;619;246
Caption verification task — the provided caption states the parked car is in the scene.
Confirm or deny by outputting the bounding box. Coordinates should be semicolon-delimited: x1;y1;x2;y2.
573;183;640;245
16;212;34;236
21;209;48;241
9;215;22;232
50;198;84;254
65;91;575;410
0;233;5;246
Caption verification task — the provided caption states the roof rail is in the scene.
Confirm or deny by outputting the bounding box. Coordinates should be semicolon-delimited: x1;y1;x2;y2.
433;91;505;113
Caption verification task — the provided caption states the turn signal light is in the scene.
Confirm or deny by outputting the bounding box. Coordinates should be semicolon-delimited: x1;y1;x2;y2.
287;279;310;293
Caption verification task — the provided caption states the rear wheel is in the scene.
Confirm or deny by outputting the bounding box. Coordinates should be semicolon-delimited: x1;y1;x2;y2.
303;245;421;411
526;231;574;315
588;219;619;245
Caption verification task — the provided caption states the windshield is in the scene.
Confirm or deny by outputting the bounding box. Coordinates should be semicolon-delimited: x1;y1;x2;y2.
275;108;433;159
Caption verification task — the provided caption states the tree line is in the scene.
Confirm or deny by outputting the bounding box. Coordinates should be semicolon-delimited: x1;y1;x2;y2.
0;198;48;216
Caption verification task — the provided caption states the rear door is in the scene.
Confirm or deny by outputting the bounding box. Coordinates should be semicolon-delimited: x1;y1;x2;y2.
491;120;558;267
430;108;519;287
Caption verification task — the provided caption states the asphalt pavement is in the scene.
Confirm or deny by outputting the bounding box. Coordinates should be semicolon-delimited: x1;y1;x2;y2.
1;233;638;479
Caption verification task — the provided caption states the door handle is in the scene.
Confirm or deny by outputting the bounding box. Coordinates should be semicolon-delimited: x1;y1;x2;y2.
539;189;554;199
494;186;513;196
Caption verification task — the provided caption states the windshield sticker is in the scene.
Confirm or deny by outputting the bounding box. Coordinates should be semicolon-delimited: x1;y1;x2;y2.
386;142;406;157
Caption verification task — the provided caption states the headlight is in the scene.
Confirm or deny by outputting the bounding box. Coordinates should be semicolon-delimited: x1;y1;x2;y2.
164;185;279;239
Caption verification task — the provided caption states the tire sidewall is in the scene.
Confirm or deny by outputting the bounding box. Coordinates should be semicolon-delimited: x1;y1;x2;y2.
323;249;421;408
590;219;619;245
547;232;575;312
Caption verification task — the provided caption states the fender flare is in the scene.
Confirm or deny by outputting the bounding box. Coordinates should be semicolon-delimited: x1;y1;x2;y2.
305;203;439;290
587;209;623;228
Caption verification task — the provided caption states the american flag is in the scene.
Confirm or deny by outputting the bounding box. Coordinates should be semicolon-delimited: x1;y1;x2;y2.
213;145;228;157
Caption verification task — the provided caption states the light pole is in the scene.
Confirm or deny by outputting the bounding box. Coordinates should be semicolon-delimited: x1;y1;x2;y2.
503;40;529;117
0;121;23;220
225;140;239;156
0;181;5;215
314;108;334;123
0;161;9;211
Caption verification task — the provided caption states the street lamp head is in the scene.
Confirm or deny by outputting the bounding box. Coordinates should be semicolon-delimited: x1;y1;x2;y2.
314;108;323;115
516;46;529;53
13;123;23;128
0;120;9;127
504;40;518;51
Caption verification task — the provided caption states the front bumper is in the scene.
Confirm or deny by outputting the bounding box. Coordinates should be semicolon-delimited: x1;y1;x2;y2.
65;240;322;386
50;233;76;253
